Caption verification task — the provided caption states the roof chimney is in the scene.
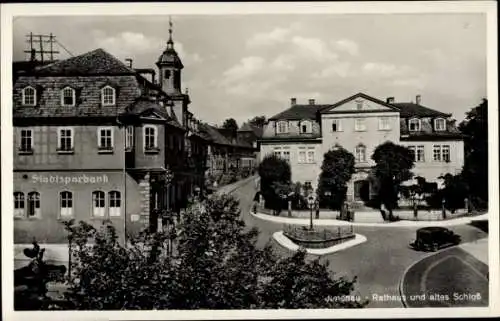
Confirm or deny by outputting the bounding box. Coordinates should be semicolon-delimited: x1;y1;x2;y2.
30;48;37;62
416;95;421;105
290;97;297;106
386;97;395;104
309;99;315;105
125;58;133;68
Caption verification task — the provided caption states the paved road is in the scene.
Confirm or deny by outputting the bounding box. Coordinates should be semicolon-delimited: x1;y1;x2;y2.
229;178;489;308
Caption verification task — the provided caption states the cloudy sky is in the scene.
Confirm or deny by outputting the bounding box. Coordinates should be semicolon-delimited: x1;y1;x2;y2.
13;13;487;125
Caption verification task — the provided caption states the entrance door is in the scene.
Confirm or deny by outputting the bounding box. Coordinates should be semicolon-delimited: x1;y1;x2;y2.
354;180;370;202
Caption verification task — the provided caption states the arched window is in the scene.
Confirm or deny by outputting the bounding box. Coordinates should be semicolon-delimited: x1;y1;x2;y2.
408;118;421;131
101;86;116;106
22;86;36;106
61;87;76;106
109;191;121;217
14;192;25;217
27;192;40;217
434;118;446;131
300;120;312;134
355;144;366;163
60;191;73;217
92;191;106;217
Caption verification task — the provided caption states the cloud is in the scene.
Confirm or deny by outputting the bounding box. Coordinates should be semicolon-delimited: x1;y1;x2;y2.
333;39;359;56
291;36;338;61
95;31;163;57
362;62;415;78
312;62;352;79
246;27;292;47
222;56;266;81
270;54;296;71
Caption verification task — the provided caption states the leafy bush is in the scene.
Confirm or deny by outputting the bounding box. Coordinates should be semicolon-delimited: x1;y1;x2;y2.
62;194;365;309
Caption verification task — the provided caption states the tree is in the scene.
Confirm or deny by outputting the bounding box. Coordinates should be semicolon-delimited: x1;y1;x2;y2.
317;146;356;210
372;142;415;220
248;116;267;129
258;154;291;212
459;98;488;208
222;118;239;137
62;194;365;309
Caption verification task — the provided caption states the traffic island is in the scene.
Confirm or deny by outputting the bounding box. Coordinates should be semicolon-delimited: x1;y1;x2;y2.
273;227;367;256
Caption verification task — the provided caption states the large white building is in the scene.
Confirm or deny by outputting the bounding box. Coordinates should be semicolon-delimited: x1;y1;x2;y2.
259;93;464;202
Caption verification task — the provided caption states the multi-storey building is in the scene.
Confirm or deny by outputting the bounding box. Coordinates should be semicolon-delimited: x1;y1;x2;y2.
13;25;208;250
260;93;464;202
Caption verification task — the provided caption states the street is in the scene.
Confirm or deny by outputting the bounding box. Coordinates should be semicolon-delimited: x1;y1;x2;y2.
229;177;489;308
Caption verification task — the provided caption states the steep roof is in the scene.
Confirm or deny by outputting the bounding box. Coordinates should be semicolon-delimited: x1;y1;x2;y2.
238;122;264;138
392;102;451;118
32;48;136;76
269;104;329;120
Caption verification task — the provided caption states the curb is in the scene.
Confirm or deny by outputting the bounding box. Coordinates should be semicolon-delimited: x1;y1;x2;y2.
272;231;367;256
251;211;488;228
216;175;257;195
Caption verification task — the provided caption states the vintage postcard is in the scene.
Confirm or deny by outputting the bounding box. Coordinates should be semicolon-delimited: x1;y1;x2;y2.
1;1;498;320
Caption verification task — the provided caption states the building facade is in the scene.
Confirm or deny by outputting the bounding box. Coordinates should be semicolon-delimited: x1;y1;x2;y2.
13;25;208;248
259;93;464;202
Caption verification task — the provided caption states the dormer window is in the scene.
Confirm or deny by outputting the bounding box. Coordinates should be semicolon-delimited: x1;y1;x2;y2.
434;118;446;131
102;86;116;106
22;86;36;106
300;120;312;134
61;87;76;106
276;121;289;134
356;100;363;110
408;118;421;131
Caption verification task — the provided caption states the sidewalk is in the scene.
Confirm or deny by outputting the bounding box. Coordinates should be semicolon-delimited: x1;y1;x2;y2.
215;175;257;195
251;211;489;227
459;237;489;265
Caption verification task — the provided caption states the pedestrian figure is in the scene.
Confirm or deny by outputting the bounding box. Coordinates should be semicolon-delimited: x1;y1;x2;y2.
252;191;260;214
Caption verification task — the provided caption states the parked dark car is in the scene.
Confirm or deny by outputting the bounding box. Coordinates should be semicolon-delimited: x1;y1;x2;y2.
410;227;461;252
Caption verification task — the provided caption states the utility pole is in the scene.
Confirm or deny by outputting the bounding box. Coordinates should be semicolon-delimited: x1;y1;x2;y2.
24;32;60;62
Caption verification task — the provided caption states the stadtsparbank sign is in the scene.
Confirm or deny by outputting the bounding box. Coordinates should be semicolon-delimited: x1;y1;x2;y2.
32;174;109;185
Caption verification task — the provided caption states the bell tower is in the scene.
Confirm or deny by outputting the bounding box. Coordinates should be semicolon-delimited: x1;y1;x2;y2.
156;17;184;95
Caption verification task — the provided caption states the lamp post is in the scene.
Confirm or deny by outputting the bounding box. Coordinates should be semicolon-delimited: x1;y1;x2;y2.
307;194;315;230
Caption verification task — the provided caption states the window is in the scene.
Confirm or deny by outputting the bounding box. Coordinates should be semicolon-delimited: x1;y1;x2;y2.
276;121;289;134
98;127;114;150
22;86;36;106
416;145;425;162
434;118;446;131
354;118;366;131
57;127;74;152
125;126;134;150
433;145;442;162
109;191;121;217
20;129;33;152
282;150;290;162
356;100;363;110
101;86;116;106
274;147;290;162
306;148;315;163
300;121;312;134
378;117;391;131
332;119;342;132
61;87;76;106
14;192;25;217
27;192;40;217
92;191;106;217
298;147;306;163
164;70;171;79
60;191;73;217
355;144;366;162
409;118;421;131
442;145;450;162
144;125;158;150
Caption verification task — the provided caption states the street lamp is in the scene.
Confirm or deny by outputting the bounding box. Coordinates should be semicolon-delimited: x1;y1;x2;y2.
307;194;316;230
161;167;174;257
